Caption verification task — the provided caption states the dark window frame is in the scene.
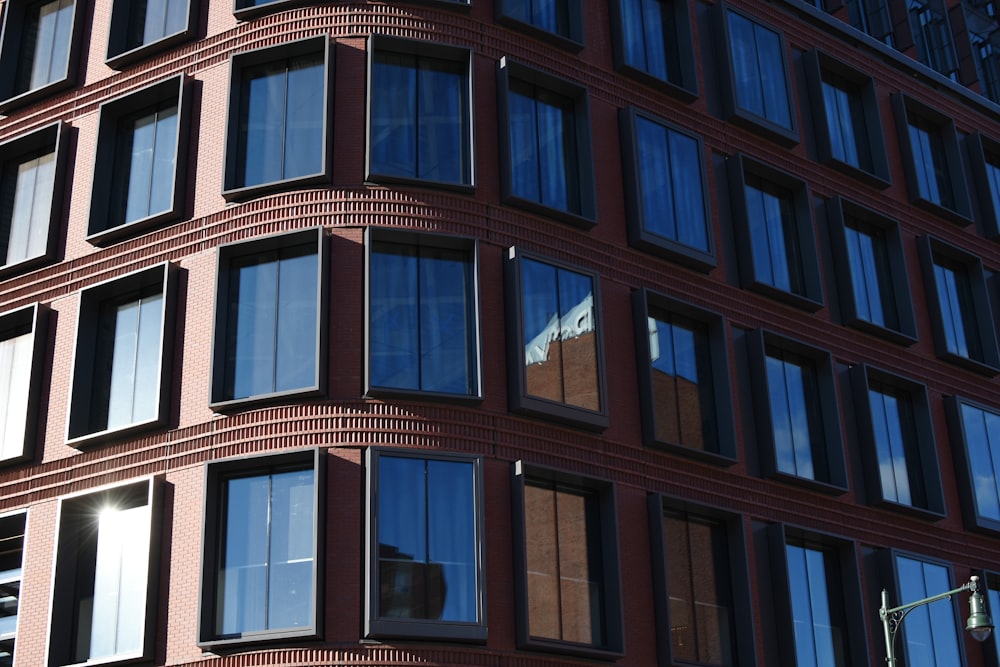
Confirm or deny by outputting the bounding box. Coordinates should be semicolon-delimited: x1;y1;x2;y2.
197;448;324;648
495;0;584;51
917;234;1000;374
48;476;162;667
87;74;190;246
504;247;609;431
850;363;945;516
647;495;757;667
946;395;1000;534
0;122;67;278
364;227;483;401
496;57;597;229
729;154;825;310
232;0;311;20
892;93;974;225
966;130;1000;241
66;262;176;447
105;0;197;69
803;49;891;187
748;328;848;492
365;34;475;192
827;196;917;344
511;460;624;659
985;569;1000;665
0;303;47;467
0;0;84;112
609;0;698;99
222;35;332;202
632;288;737;463
0;510;25;665
619;107;714;271
364;447;487;641
209;227;328;410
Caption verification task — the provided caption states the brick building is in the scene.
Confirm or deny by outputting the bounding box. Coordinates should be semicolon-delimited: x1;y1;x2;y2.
0;0;998;666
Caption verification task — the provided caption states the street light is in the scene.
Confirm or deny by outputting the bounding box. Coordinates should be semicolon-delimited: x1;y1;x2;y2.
879;575;994;665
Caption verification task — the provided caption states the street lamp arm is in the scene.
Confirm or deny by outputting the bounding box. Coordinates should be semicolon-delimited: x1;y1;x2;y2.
881;581;974;619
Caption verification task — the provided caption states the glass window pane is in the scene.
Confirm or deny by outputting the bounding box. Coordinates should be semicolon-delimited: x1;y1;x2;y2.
0;331;33;461
961;403;1000;522
5;150;55;266
896;555;962;666
220;474;270;634
27;0;74;91
370;52;417;179
728;11;791;128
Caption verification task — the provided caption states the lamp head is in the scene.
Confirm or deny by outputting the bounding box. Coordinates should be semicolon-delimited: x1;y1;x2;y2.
967;577;994;643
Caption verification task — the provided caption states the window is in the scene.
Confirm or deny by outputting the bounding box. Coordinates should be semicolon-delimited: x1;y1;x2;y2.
199;449;321;647
803;50;891;186
827;197;917;344
729;155;824;310
886;552;966;666
106;0;194;67
0;122;65;276
648;497;754;667
67;263;175;445
718;4;797;143
511;461;623;658
845;0;894;45
497;58;597;227
48;478;161;667
632;289;737;462
619;107;713;269
88;75;189;244
610;0;697;97
986;572;1000;663
0;304;46;466
851;364;944;515
504;248;607;430
908;0;959;77
223;36;330;201
965;2;1000;103
210;227;327;408
0;512;24;667
233;0;311;19
967;131;1000;240
946;396;1000;533
748;330;847;491
917;235;1000;374
365;228;481;399
0;0;81;110
365;449;485;640
892;94;973;224
495;0;583;48
366;36;473;189
766;526;866;667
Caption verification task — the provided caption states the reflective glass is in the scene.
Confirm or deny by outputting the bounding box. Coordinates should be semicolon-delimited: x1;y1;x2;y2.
21;0;74;93
843;220;897;329
648;313;715;449
786;544;842;667
933;257;979;359
125;0;187;49
620;0;680;84
745;176;804;294
728;11;791;128
766;350;821;480
990;583;1000;660
895;555;962;667
960;402;1000;522
103;290;163;430
4;150;54;266
118;103;178;225
505;0;570;36
377;456;478;622
0;330;32;461
908;117;952;208
822;76;871;171
986;157;1000;231
869;383;924;506
0;516;24;653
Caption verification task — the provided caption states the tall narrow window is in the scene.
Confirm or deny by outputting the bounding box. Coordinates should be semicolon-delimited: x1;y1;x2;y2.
949;397;1000;530
0;144;54;268
49;479;160;667
0;305;43;464
892;554;964;665
211;228;326;407
745;174;804;295
845;0;893;45
0;513;24;667
114;103;178;225
367;37;472;187
613;0;696;95
908;0;958;77
987;574;1000;661
366;229;480;398
18;0;74;93
766;348;825;481
365;449;485;640
821;73;871;171
106;0;193;66
909;115;953;208
785;542;849;666
843;218;897;330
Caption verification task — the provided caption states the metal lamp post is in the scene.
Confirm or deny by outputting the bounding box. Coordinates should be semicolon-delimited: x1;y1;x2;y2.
879;575;994;665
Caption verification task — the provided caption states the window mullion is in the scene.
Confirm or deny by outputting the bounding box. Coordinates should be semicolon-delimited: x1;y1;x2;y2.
264;473;273;630
682;515;702;662
142;109;160;219
415;248;424;391
552;487;565;641
280;64;290;181
271;256;281;393
126;296;144;422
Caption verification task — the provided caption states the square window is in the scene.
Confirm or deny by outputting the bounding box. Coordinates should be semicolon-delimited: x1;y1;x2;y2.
365;228;481;399
619;107;713;270
610;0;698;97
48;478;161;667
495;0;583;49
198;449;322;647
917;235;1000;374
511;461;624;659
0;0;81;111
717;4;798;144
88;75;189;245
364;449;486;641
803;50;891;187
851;364;944;515
907;0;959;77
946;396;1000;533
748;329;847;491
648;497;754;666
827;196;917;344
497;58;597;228
106;0;195;68
729;155;824;310
366;36;473;189
0;512;24;666
0;304;46;466
67;263;176;446
504;248;608;430
892;94;973;224
0;122;65;276
632;289;737;462
223;35;330;201
210;227;327;409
